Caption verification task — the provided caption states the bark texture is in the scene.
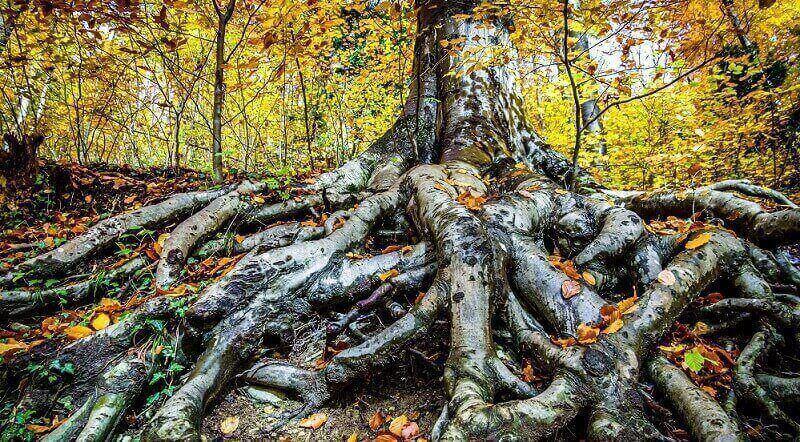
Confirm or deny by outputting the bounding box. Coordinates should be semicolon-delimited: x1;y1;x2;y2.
3;1;800;441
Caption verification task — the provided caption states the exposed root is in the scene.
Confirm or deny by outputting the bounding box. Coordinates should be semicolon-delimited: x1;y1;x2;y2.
613;186;800;246
648;356;744;441
0;255;148;318
707;179;797;208
155;180;267;289
732;326;800;433
2;186;232;284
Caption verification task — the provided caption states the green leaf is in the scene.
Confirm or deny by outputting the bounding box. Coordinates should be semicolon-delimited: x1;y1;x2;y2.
683;348;705;372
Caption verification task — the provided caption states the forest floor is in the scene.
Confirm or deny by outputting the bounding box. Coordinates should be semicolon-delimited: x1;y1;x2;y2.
4;161;784;441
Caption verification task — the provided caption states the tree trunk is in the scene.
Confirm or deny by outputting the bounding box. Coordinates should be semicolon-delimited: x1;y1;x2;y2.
211;0;235;182
5;1;800;441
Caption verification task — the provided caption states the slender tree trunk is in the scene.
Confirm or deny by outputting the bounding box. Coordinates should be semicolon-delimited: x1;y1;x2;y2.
296;57;315;171
211;0;235;182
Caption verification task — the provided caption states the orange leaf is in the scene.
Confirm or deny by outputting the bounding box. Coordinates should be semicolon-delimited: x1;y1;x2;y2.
577;323;599;345
550;336;578;348
617;293;639;315
64;325;93;340
686;232;711;249
582;271;596;286
299;412;328;429
602;318;624;334
369;411;386;431
379;269;399;282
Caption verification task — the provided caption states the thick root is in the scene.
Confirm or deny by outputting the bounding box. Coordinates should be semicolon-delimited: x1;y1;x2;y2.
648;356;744;441
0;255;148;318
3;186;232;284
155;180;267;289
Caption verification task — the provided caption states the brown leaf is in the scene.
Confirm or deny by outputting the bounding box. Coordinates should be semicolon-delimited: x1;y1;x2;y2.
369;411;386;431
577;323;599;345
561;279;581;299
299;412;327;429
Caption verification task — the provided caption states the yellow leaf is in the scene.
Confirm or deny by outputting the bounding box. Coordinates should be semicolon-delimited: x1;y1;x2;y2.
347;432;358;442
0;339;29;356
389;414;408;436
299;412;327;429
617;293;639;315
657;269;676;286
64;325;93;340
91;313;111;330
379;269;399;282
602;318;624;334
686;232;711;250
582;271;596;286
220;416;239;435
659;344;686;354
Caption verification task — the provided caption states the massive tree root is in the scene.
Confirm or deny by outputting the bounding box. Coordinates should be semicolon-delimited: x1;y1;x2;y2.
4;1;800;441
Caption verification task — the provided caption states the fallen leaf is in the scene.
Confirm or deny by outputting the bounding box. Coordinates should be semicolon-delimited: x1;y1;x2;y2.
379;269;399;282
299;412;327;429
84;195;93;203
657;269;676;286
401;421;420;439
577;323;599;345
347;432;358;442
0;339;29;356
91;313;111;330
220;416;239;435
375;434;398;442
381;245;404;254
388;415;408;436
602;318;624;334
369;411;386;431
582;271;596;286
617;293;639;315
64;325;93;340
685;232;711;249
691;321;709;336
123;195;137;204
659;344;686;354
551;336;578;348
561;280;581;299
456;189;487;211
